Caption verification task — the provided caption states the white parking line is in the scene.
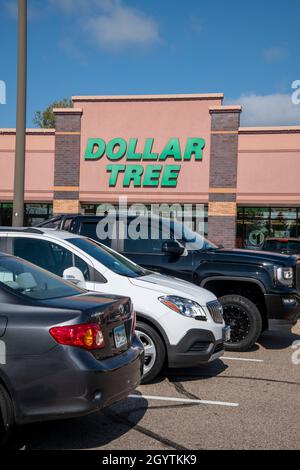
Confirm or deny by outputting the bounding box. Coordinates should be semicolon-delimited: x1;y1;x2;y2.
129;394;239;408
223;356;264;363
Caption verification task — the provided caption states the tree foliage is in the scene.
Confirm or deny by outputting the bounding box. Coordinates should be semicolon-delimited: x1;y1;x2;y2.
33;98;73;128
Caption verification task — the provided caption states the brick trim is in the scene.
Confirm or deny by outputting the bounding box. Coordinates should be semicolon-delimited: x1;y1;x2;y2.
55;131;81;136
53;199;81;214
209;187;237;193
53;186;80;191
211;130;239;135
208;202;236;217
53;108;82;214
208;107;241;247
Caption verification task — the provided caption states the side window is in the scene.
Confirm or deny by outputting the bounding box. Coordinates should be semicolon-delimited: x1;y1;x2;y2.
12;237;93;281
0;237;7;253
13;238;58;274
123;220;173;254
62;218;73;231
74;255;91;281
50;242;73;276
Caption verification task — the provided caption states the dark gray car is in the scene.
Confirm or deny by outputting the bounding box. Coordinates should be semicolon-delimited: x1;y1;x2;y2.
0;253;143;447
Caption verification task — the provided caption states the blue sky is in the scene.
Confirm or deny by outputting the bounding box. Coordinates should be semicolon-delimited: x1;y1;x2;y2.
1;0;300;127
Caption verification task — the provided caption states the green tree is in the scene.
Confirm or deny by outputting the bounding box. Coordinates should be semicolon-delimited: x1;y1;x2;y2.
33;98;73;128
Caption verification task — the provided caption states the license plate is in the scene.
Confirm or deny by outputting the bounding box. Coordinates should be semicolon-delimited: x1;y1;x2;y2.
114;324;127;349
223;326;231;342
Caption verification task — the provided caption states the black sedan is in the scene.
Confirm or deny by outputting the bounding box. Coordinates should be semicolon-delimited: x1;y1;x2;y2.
0;253;144;447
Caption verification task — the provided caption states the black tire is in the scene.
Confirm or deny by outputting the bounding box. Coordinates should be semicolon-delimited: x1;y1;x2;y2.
0;384;14;449
219;294;262;352
136;321;166;384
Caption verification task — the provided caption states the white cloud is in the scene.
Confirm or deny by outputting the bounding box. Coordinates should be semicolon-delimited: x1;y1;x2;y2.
48;0;160;51
227;93;300;126
84;5;159;50
263;46;288;63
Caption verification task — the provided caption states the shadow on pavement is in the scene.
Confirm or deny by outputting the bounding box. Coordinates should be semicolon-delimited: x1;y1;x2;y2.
165;358;228;383
10;391;148;450
258;328;300;350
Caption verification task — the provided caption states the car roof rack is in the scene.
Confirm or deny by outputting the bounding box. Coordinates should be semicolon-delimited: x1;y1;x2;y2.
0;227;44;234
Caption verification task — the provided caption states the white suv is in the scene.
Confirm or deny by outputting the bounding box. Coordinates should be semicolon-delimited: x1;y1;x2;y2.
0;228;229;382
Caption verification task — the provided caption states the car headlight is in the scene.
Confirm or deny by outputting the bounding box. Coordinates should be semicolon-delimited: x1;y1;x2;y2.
158;295;207;320
275;267;294;287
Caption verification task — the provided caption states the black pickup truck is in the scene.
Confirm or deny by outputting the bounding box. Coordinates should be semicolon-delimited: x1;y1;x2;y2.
37;214;300;351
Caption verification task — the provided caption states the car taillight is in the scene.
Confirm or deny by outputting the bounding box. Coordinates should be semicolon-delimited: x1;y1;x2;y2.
50;323;105;350
131;311;136;335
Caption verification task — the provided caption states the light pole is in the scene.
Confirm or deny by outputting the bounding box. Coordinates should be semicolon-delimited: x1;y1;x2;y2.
12;0;27;227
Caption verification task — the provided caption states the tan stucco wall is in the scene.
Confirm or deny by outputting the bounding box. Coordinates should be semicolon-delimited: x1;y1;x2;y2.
74;94;223;204
237;127;300;205
0;130;55;202
0;97;300;208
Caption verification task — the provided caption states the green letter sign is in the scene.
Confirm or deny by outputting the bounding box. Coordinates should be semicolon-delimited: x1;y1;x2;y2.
84;138;106;160
84;137;205;188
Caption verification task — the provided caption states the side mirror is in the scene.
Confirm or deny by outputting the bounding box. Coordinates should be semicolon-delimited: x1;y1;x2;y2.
63;267;86;289
162;240;185;256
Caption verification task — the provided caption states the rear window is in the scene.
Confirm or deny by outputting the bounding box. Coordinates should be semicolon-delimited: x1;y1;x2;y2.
0;256;83;300
79;221;112;248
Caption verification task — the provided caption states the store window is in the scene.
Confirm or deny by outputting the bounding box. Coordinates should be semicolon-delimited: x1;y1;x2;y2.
24;203;53;226
0;203;13;226
237;207;300;249
0;203;53;227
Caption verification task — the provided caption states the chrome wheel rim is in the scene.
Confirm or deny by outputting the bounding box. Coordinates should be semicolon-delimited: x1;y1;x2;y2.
223;305;251;343
135;330;157;375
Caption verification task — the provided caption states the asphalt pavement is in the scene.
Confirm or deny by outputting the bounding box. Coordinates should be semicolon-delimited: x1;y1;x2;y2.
13;321;300;450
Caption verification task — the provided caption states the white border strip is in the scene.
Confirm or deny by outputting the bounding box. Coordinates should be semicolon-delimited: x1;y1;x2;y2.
129;394;239;408
223;356;264;363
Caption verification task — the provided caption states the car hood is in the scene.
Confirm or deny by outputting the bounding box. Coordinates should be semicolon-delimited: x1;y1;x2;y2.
129;272;216;305
198;248;299;266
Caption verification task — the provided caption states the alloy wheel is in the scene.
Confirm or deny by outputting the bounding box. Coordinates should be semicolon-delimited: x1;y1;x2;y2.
223;305;251;343
135;330;157;375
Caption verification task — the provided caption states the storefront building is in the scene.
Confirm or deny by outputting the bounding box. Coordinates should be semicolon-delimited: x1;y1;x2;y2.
0;93;300;248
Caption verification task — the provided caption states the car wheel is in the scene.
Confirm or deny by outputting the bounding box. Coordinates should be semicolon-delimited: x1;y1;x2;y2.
135;321;166;384
0;384;14;448
219;294;262;352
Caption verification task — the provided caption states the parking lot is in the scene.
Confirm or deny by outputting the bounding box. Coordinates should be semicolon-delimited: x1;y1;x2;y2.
13;322;300;450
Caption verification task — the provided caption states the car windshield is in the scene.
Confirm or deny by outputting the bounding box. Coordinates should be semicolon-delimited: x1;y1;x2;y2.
0;256;83;300
170;220;218;251
264;240;300;252
69;238;148;278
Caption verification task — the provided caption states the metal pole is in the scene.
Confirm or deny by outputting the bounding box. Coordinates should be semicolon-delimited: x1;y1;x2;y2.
12;0;27;227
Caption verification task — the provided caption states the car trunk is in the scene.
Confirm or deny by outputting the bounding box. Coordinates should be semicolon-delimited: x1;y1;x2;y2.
39;292;134;359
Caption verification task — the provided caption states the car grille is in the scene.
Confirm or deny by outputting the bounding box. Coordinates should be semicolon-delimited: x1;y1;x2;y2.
214;343;224;354
207;300;224;324
188;341;211;352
